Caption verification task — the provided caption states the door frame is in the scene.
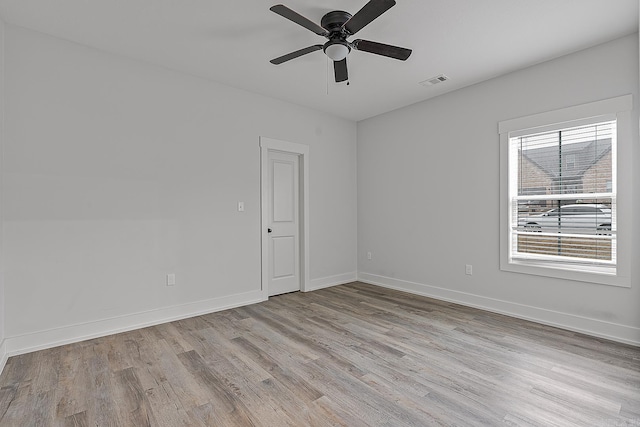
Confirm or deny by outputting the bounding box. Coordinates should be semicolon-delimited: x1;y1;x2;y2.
260;136;310;300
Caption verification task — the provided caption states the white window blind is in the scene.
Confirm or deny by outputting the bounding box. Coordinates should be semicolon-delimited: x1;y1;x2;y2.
509;119;616;270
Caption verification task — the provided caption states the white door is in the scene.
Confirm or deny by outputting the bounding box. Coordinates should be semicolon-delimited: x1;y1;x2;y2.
267;151;300;296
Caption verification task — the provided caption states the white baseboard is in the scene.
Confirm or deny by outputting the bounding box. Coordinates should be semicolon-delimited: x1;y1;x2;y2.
4;271;636;377
307;272;357;292
1;272;357;367
358;272;640;347
4;290;266;358
0;339;7;375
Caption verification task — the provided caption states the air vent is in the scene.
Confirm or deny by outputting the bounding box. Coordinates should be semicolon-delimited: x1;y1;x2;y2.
419;74;449;87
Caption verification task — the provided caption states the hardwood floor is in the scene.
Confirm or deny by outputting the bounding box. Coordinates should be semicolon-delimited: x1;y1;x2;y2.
0;282;638;426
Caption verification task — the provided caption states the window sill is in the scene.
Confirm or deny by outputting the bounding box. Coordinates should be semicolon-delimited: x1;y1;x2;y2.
501;258;630;288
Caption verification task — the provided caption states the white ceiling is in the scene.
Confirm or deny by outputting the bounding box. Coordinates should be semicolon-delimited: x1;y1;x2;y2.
0;0;637;121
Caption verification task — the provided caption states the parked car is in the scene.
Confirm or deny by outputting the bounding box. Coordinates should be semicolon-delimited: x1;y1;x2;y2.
517;204;612;234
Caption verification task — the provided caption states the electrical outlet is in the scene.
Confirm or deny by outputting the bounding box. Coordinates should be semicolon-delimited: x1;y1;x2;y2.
367;252;372;260
167;273;176;286
465;265;473;275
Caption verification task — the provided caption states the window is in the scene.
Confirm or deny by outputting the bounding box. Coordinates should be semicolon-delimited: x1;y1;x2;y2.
512;119;615;265
499;95;632;287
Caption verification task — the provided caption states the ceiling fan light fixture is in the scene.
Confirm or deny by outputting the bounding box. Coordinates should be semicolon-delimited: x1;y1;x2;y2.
324;41;350;61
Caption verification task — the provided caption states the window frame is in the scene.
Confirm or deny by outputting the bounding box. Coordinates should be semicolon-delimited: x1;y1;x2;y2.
499;95;632;287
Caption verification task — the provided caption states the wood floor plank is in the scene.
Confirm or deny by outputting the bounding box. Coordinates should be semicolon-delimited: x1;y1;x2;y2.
84;342;120;427
63;410;89;427
54;344;89;419
0;282;638;426
184;328;301;426
111;367;157;427
230;336;324;404
0;384;17;421
306;395;368;427
176;350;258;427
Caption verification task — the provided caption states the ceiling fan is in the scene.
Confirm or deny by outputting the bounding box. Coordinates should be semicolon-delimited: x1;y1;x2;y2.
269;0;412;83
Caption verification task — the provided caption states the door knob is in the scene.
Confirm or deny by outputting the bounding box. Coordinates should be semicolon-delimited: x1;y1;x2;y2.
267;228;272;233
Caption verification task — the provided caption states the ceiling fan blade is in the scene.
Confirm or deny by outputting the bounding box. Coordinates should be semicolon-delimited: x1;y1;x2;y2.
334;58;348;82
353;39;412;60
343;0;396;35
270;5;328;36
270;45;323;65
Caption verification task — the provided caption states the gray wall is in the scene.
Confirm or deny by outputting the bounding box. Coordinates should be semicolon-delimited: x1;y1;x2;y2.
357;34;640;344
0;18;5;366
2;25;357;352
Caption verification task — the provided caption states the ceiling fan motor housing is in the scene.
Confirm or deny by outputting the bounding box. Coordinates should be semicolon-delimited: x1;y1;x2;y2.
320;10;353;34
321;11;353;61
